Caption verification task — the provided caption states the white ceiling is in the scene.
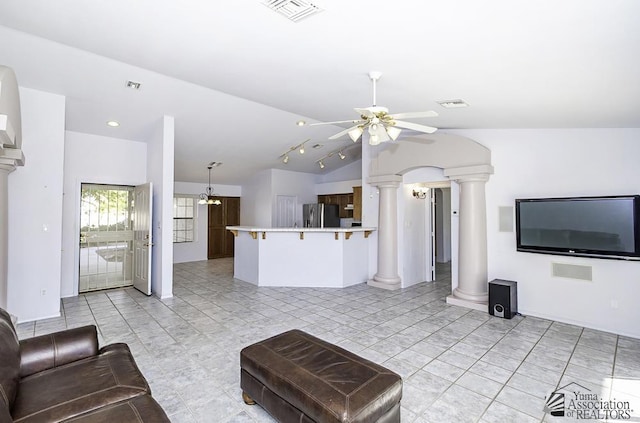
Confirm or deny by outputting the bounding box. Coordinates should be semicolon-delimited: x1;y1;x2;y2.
1;0;639;185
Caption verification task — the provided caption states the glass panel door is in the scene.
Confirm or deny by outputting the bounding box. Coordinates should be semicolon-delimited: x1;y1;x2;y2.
79;184;134;293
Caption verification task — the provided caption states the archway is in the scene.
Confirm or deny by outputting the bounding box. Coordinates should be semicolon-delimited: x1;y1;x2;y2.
367;133;493;311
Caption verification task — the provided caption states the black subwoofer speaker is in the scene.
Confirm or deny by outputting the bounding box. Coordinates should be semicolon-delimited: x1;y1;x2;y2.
488;279;518;319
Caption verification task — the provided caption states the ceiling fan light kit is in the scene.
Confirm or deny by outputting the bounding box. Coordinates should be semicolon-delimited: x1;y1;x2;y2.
386;126;402;141
312;71;439;145
348;127;364;142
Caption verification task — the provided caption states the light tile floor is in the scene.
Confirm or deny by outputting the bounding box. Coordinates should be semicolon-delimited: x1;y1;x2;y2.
16;259;640;423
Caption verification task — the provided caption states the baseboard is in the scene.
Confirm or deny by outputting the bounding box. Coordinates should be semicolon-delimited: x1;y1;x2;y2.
518;308;640;339
17;311;61;324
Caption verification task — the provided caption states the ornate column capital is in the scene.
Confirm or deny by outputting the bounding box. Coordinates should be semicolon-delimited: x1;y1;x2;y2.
0;147;25;171
367;174;402;188
444;165;494;183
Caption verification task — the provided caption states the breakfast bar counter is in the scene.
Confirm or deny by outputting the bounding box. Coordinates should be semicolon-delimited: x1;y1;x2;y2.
226;226;376;288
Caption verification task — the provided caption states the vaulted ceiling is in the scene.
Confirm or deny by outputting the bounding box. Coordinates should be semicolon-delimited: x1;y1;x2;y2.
0;0;638;184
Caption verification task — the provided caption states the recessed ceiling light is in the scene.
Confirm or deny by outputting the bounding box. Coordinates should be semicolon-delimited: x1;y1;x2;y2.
106;120;120;127
296;120;306;126
126;80;142;90
437;99;469;108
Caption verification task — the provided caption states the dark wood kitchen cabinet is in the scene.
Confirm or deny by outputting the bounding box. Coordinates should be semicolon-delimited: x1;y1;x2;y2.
208;196;240;259
317;192;356;218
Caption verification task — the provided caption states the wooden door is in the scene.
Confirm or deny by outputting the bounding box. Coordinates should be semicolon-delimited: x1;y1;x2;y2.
208;196;240;259
225;197;240;257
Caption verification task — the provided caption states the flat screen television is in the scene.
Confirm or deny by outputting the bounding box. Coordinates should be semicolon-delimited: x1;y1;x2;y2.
515;195;640;261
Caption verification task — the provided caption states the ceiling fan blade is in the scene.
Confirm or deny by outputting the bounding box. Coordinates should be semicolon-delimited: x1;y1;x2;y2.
389;111;438;120
310;120;360;126
393;120;438;134
329;124;363;140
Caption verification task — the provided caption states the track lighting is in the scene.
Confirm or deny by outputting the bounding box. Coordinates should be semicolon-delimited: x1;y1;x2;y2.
318;160;325;169
279;139;310;163
338;151;345;160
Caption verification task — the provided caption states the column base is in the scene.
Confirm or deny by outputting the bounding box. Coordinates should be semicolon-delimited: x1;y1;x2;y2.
452;287;488;303
446;295;488;312
367;276;401;291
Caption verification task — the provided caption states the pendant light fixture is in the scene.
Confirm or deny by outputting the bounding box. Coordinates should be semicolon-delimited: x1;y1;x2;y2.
198;162;222;205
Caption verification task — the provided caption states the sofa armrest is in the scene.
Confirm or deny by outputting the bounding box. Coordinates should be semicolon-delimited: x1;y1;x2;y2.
19;325;99;378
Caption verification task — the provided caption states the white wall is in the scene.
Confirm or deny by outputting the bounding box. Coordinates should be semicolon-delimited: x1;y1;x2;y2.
60;131;147;297
7;88;65;322
173;181;241;263
452;128;640;338
241;169;273;227
241;169;318;228
271;169;318;227
147;116;174;299
362;141;379;278
318;159;362;183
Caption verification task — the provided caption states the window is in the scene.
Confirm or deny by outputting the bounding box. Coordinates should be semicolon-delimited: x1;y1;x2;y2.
173;196;196;243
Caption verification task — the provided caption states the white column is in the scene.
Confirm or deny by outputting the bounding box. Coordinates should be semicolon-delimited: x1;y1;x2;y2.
0;152;24;310
444;165;493;311
367;175;402;290
0;165;13;309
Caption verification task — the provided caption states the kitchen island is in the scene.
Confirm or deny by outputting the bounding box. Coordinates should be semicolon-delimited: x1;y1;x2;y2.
226;226;376;288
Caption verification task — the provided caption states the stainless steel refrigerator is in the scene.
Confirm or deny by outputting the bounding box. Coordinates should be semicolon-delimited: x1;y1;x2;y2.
303;203;340;228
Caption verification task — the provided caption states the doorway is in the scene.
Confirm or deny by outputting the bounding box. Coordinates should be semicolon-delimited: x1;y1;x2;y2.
410;182;451;283
79;184;134;293
207;196;240;259
433;187;452;281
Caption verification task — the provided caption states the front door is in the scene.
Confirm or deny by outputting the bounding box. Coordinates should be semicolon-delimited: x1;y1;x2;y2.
133;183;153;295
79;184;134;293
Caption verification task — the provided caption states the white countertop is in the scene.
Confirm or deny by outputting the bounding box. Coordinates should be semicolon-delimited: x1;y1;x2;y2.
226;226;376;233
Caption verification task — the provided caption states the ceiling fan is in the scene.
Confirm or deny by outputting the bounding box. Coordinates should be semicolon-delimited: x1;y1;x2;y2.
311;71;438;145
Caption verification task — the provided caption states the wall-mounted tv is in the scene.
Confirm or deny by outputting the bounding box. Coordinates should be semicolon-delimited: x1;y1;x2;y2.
515;195;640;261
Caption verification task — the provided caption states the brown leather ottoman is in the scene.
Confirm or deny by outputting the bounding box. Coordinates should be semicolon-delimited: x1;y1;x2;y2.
240;329;402;423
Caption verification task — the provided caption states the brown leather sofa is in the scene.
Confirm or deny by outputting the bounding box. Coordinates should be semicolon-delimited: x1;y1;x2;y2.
0;308;170;422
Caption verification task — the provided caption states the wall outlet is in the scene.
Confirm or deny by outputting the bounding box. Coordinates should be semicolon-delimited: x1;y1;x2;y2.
40;289;46;296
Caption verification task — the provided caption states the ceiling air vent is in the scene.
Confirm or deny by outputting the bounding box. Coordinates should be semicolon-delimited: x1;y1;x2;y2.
437;99;469;109
261;0;323;22
126;80;142;90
